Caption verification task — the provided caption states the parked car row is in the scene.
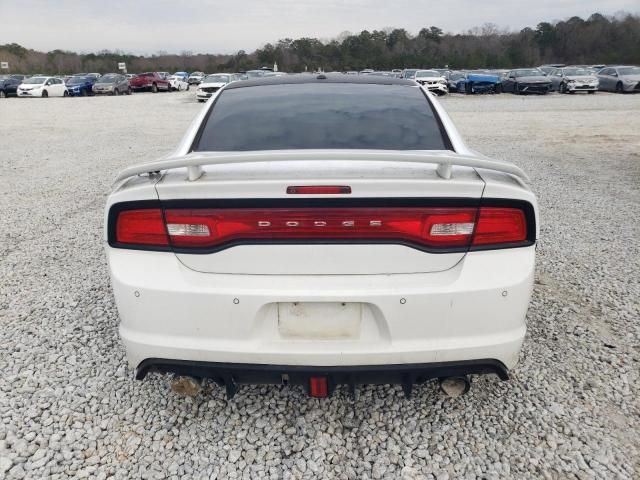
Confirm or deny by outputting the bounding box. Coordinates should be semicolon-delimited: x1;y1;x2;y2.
3;65;638;100
392;65;639;96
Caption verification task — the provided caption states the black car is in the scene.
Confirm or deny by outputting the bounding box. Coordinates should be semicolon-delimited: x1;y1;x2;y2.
501;68;552;95
0;75;27;98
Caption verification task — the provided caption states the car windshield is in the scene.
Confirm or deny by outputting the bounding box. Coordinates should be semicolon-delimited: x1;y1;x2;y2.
618;67;640;75
449;72;465;80
67;77;88;84
194;83;449;151
245;71;265;78
415;71;440;78
203;74;230;83
23;77;47;84
514;69;542;77
563;68;592;76
99;75;119;83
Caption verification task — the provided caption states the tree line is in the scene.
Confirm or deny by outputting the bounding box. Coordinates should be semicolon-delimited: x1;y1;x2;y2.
1;12;638;75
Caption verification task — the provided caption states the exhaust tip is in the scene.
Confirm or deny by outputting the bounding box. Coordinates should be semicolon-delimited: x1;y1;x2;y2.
439;376;471;398
171;376;201;397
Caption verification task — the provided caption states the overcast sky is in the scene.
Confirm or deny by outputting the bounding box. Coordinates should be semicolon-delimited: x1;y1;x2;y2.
0;0;637;55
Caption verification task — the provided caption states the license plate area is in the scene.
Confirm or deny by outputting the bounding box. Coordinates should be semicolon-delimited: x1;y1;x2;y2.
277;302;361;339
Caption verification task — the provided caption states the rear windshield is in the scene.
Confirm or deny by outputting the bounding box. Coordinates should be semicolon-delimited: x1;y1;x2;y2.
193;83;449;151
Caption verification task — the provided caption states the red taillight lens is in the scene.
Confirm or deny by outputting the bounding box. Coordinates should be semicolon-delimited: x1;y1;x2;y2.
111;205;530;251
115;209;169;246
163;207;478;249
472;208;527;246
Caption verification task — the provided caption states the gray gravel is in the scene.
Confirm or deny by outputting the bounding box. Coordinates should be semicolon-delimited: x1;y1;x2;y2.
1;91;639;479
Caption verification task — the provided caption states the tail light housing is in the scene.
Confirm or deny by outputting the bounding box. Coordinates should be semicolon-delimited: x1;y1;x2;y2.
109;201;533;252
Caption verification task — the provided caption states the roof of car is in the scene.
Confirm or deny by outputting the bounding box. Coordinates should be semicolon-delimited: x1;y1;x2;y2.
225;73;416;90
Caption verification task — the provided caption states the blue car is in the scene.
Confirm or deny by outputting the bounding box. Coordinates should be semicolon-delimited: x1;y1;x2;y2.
65;75;96;96
456;71;502;94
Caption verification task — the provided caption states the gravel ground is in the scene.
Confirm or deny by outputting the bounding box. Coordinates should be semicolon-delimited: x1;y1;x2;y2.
1;91;639;479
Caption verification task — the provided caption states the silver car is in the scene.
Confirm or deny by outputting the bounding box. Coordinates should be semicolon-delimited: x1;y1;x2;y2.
597;66;640;93
549;67;598;94
93;74;131;95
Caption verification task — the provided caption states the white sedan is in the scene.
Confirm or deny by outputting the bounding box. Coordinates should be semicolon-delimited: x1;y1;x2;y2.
17;76;68;97
106;75;537;399
168;75;189;91
196;73;237;102
414;70;449;95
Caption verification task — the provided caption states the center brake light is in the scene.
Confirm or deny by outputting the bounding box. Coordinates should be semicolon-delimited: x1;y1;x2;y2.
113;206;528;251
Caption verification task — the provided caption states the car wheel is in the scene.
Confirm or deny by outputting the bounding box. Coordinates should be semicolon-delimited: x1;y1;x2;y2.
114;88;120;96
41;90;48;98
494;83;502;94
186;84;190;91
615;82;624;93
63;91;69;97
559;83;566;94
151;83;158;93
0;90;6;98
81;88;88;97
127;87;132;95
513;83;519;95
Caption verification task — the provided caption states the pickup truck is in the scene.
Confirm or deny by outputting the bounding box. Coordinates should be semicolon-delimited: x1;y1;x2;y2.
129;72;171;93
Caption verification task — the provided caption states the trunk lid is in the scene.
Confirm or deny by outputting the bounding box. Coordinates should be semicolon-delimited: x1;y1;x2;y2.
155;159;485;275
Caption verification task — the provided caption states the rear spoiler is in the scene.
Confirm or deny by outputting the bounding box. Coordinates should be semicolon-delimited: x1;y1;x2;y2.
114;150;530;184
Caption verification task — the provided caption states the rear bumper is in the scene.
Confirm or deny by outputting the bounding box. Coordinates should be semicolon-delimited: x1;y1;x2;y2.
108;246;534;371
136;358;509;397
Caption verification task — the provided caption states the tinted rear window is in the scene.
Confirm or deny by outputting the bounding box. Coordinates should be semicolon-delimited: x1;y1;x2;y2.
193;83;450;151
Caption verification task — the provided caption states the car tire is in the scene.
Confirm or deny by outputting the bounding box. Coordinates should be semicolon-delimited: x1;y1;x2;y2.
63;91;69;97
151;83;158;93
615;82;624;93
513;83;519;95
114;88;120;96
0;90;6;98
127;88;132;95
42;90;48;98
186;84;190;91
81;88;87;97
494;83;502;94
559;83;566;94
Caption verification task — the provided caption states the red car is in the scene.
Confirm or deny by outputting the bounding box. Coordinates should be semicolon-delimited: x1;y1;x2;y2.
129;72;171;93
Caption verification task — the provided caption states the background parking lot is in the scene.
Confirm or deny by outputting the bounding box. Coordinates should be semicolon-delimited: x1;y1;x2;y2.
0;92;638;479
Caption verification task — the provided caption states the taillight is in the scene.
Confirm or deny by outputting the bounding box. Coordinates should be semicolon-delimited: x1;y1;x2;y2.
115;209;169;246
110;204;531;251
472;208;527;246
163;207;478;249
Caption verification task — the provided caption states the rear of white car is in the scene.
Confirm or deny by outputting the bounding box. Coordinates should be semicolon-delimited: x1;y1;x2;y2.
106;75;537;398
